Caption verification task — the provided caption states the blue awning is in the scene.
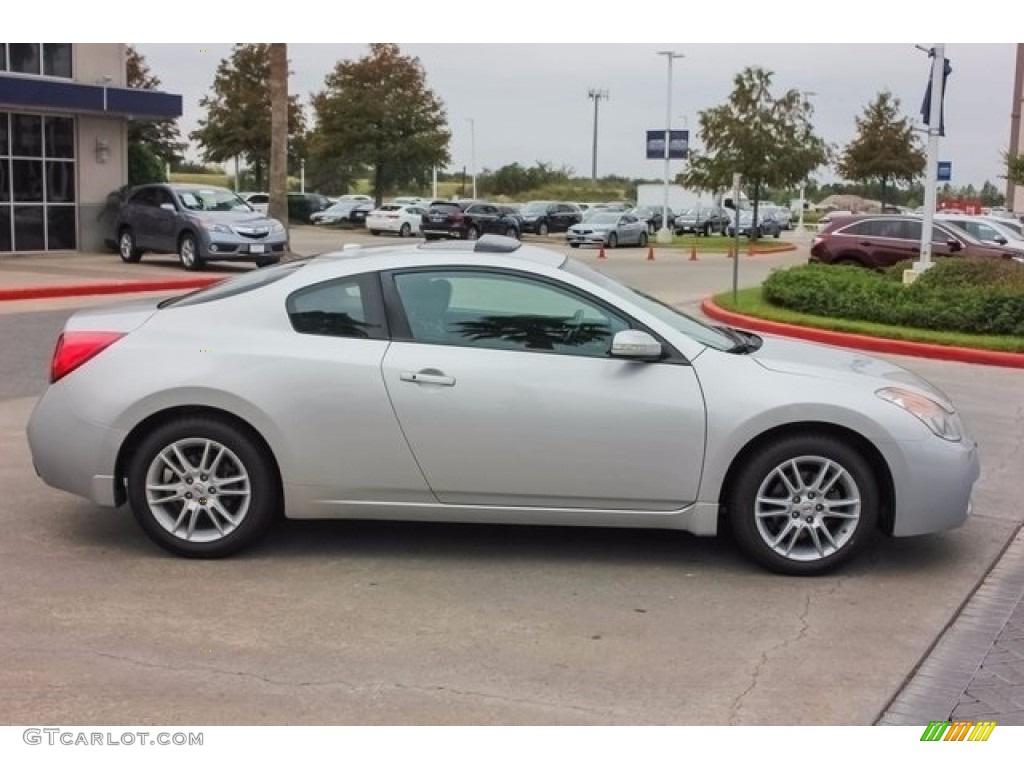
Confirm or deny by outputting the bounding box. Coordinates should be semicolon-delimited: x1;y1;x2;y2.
0;75;181;120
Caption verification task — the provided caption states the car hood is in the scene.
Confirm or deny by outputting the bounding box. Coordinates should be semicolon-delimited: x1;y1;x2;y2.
190;211;280;227
749;334;953;407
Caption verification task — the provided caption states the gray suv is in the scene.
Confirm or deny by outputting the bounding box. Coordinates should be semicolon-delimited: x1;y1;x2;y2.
115;183;288;270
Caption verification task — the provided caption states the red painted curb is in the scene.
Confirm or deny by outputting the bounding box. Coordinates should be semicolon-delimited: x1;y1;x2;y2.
0;277;223;302
701;298;1024;369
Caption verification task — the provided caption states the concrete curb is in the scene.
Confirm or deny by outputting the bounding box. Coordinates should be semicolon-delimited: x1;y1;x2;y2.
0;277;223;302
701;297;1024;369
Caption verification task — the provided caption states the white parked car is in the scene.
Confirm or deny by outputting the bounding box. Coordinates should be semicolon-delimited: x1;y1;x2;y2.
238;192;269;215
366;204;426;238
390;196;427;207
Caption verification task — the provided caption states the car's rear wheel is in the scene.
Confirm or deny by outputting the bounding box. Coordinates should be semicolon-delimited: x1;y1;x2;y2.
726;433;879;575
126;417;278;558
538;221;549;237
369;229;380;236
702;223;712;237
607;233;618;249
466;226;480;241
118;229;142;263
569;243;580;248
638;231;649;248
178;232;204;271
399;223;412;238
505;225;519;239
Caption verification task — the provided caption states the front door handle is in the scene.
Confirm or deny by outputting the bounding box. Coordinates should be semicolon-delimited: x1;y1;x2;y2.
400;370;456;387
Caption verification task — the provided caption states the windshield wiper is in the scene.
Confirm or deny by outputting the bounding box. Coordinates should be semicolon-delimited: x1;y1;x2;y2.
720;326;762;354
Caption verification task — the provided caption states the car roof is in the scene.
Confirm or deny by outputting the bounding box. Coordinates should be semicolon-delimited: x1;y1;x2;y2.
311;235;565;271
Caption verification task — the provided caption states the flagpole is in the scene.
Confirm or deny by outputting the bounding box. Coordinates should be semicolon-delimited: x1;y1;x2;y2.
914;44;946;276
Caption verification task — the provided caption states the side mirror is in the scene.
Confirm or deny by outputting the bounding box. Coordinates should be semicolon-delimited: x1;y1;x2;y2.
160;202;175;212
946;239;962;252
995;236;1008;245
610;330;663;361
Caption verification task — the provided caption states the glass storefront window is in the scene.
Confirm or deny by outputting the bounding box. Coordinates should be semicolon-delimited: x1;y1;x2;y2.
12;114;42;157
13;206;45;250
46;206;76;249
47;161;75;202
42;44;72;78
12;160;44;202
8;44;41;75
44;116;74;158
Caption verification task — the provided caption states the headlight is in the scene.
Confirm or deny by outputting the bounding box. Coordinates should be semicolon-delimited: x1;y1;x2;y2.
270;221;284;233
876;387;964;441
199;220;232;234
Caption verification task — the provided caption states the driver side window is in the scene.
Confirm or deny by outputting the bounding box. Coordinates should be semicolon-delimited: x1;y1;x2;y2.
393;270;630;358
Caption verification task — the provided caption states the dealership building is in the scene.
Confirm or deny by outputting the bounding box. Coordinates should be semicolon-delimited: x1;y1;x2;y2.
0;43;182;253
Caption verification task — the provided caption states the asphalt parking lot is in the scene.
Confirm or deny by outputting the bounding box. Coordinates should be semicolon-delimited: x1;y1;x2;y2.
1;228;1022;725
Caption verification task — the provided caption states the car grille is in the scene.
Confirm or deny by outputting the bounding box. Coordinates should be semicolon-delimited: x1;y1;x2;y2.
234;226;270;239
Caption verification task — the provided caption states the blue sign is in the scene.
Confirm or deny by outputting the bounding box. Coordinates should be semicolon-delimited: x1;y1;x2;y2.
646;130;689;160
937;161;952;181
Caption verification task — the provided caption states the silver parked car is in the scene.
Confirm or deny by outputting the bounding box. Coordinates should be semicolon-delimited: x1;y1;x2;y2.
115;184;287;270
27;236;979;575
566;211;649;249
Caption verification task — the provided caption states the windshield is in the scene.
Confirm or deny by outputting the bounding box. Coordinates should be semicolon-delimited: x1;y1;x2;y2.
177;188;252;212
562;259;734;351
521;202;551;214
588;213;620;226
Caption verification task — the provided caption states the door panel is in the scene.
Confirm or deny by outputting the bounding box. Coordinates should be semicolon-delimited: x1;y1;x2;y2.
382;342;706;510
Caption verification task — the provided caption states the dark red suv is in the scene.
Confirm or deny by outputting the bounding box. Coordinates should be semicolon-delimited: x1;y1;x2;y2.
809;214;1024;269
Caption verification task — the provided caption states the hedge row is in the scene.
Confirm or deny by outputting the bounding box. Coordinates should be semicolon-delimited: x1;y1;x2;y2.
762;259;1024;336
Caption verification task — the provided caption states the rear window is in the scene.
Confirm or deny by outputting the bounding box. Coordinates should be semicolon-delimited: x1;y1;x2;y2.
159;259;309;309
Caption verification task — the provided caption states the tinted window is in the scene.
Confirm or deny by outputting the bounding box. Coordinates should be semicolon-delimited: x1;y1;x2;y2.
42;44;72;78
394;270;629;357
287;274;387;339
160;260;308;308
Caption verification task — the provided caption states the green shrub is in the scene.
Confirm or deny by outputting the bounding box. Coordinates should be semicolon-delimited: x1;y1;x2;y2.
762;260;1024;336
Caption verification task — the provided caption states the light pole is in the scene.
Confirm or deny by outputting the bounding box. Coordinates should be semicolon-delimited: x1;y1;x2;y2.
657;50;684;244
588;88;609;182
798;91;817;233
465;117;477;199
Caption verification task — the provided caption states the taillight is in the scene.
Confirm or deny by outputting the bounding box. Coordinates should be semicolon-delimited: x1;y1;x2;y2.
50;331;125;383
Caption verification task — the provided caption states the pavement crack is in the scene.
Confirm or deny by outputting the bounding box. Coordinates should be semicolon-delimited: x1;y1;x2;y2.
88;650;614;719
728;593;813;725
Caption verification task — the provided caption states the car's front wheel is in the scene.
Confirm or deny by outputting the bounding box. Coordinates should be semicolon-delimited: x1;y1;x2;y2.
126;417;279;558
465;226;480;241
638;231;649;248
607;233;618;248
118;229;142;263
726;433;879;575
399;223;412;238
178;232;204;271
537;221;549;237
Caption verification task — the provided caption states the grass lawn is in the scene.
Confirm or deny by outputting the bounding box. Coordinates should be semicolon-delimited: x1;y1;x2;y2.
713;286;1024;353
655;234;793;251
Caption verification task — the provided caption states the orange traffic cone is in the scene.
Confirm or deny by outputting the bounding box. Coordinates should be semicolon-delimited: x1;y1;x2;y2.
646;245;655;261
597;243;606;259
726;245;734;259
747;242;756;258
689;245;698;261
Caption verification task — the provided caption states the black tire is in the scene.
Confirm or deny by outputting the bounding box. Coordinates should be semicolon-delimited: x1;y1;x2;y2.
465;226;480;241
423;233;440;241
369;229;381;236
178;232;204;271
726;433;879;575
505;226;519;239
703;223;712;237
638;231;648;248
126;417;279;558
118;228;142;263
255;257;280;268
399;223;411;238
538;221;549;237
607;233;618;249
569;243;580;248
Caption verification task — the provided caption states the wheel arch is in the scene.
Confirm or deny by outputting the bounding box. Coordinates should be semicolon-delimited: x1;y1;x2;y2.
716;421;895;535
114;405;283;509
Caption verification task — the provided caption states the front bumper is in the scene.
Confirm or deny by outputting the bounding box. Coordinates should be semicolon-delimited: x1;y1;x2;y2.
888;435;980;536
566;231;608;245
200;231;287;260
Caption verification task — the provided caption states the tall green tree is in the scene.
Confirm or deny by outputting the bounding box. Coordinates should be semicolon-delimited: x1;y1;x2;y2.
310;44;451;206
836;91;925;209
680;67;827;237
191;44;306;189
125;46;185;184
979;180;1006;207
1004;151;1024;187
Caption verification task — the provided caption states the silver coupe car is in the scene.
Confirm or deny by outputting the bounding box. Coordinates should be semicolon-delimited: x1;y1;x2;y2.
27;236;979;575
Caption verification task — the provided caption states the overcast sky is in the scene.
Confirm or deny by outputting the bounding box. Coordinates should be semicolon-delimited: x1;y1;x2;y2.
132;41;1017;191
12;2;1015;192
